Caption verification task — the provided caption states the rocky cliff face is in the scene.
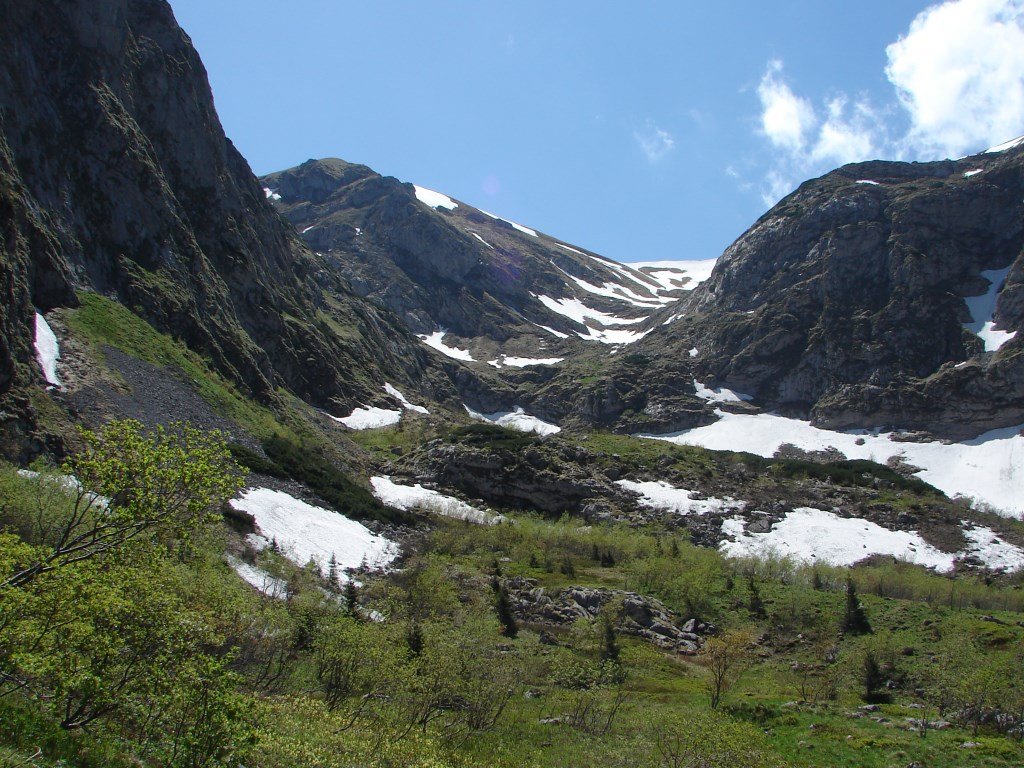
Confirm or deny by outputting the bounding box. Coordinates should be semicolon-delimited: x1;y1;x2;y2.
679;146;1024;437
0;0;463;457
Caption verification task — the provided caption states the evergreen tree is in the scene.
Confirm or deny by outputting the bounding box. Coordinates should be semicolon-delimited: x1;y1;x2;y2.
492;578;518;638
842;578;872;635
600;613;620;663
747;575;766;619
327;552;339;588
862;649;890;703
344;579;359;617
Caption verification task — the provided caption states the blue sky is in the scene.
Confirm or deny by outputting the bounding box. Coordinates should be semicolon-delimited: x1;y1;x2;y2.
169;0;1024;264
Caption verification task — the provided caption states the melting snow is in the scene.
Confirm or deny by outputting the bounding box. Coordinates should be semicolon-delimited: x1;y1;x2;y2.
578;326;651;345
383;383;429;414
34;312;61;387
638;410;1024;518
616;480;744;516
534;323;570;339
559;268;669;308
333;407;402;430
333;384;428;429
418;330;475;361
414;185;458;210
488;355;564;368
227;555;289;598
693;379;752;403
554;242;587;256
263;187;282;201
371;476;500;524
232;488;398;577
719;507;955;570
963;266;1016;351
984;135;1024;153
534;294;645;328
479;209;537;237
628;259;718;292
465;405;561;436
962;525;1024;572
469;231;494;249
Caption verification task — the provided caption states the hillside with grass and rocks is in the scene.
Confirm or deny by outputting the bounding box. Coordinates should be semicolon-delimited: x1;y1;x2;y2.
1;2;1024;767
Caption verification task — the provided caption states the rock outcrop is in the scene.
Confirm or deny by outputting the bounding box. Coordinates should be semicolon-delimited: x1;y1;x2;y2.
505;576;713;654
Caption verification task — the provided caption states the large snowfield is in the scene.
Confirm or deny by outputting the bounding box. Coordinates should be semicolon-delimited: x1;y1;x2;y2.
230;488;399;578
639;409;1024;518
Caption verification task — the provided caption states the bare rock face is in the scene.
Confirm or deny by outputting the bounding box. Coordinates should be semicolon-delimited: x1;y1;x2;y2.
0;0;468;458
625;149;1024;439
505;576;713;654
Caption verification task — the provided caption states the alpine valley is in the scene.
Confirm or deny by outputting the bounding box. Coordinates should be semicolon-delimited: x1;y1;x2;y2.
1;2;1024;767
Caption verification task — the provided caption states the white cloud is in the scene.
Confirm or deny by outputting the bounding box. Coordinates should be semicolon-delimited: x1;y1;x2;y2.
757;60;816;151
634;120;676;162
886;0;1024;157
811;97;879;165
743;1;1024;210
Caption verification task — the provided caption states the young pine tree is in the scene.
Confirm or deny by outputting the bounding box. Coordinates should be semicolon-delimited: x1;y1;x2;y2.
492;577;518;639
600;613;620;663
842;577;872;635
862;649;890;703
344;580;359;617
327;553;339;588
747;575;766;619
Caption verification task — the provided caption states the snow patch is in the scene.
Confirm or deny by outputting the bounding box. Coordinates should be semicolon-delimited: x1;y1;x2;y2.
34;312;61;387
301;224;317;234
855;179;880;185
963;266;1016;352
383;383;429;414
231;488;398;578
961;525;1024;572
693;379;752;403
963;168;984;177
332;406;402;430
616;480;744;516
638;410;1024;518
418;329;475;361
688;347;699;358
263;187;281;201
488;355;564;368
628;259;718;292
227;555;288;598
479;209;537;237
577;326;651;345
984;135;1024;154
413;185;458;210
533;294;645;328
465;405;561;436
554;242;587;256
534;324;570;339
719;508;955;571
469;231;494;249
371;476;500;524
